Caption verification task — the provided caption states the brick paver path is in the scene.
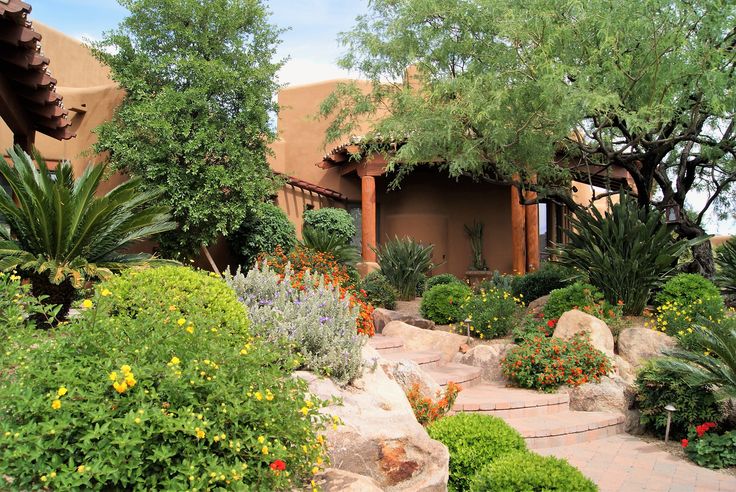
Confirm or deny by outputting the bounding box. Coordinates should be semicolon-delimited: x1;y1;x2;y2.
538;434;736;492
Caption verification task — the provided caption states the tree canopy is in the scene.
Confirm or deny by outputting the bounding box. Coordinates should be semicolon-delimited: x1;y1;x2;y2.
323;0;736;274
93;0;284;258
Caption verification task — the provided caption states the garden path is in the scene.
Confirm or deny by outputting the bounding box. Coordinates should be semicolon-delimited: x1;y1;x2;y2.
368;334;736;492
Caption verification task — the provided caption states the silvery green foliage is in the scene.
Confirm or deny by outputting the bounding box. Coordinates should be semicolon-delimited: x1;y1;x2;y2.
226;262;366;385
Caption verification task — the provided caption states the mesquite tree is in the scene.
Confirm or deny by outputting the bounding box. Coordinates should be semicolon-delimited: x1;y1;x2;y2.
92;0;284;259
322;0;736;275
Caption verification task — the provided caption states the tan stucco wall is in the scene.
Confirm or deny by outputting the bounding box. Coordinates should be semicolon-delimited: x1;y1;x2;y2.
0;22;125;187
377;171;514;276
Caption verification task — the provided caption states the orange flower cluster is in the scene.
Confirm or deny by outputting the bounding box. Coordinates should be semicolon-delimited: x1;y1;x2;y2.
406;382;461;426
260;247;375;337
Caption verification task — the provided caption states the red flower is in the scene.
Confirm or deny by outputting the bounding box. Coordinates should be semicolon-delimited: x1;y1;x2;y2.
547;319;557;328
681;439;689;448
270;460;286;471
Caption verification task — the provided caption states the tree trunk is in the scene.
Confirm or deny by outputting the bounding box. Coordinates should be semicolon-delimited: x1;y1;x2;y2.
676;221;716;278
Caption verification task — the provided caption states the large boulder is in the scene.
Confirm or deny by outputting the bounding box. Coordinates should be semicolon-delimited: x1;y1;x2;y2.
617;326;676;369
298;346;449;491
453;343;516;383
315;469;383;492
613;355;636;385
558;375;643;434
553;310;615;358
379;357;442;399
373;308;436;333
526;295;550;316
383;321;467;363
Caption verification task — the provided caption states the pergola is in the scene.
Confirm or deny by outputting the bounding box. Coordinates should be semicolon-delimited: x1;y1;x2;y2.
0;0;75;153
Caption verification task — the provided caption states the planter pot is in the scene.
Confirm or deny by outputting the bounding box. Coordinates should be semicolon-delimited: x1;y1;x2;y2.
465;270;493;287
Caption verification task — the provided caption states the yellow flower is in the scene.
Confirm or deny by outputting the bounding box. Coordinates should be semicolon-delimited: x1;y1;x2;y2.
300;406;309;416
81;299;93;309
257;435;265;444
40;475;47;482
169;305;177;311
312;466;319;475
125;374;137;387
113;381;128;394
121;364;132;374
50;472;56;478
169;356;181;365
51;399;61;410
195;427;205;439
254;391;263;401
57;387;68;397
177;318;186;326
77;465;86;473
108;371;118;382
261;446;269;455
186;325;194;334
134;417;141;424
101;288;112;297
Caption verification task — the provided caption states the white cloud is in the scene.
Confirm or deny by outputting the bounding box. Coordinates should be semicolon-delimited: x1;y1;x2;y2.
277;58;352;87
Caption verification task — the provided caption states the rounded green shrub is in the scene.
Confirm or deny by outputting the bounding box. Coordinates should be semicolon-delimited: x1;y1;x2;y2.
544;282;619;322
460;288;521;339
511;262;575;302
635;360;723;439
427;413;526;491
229;202;296;268
426;273;463;291
655;273;724;319
0;266;330;490
470;451;597;492
303;207;356;244
420;283;472;324
361;271;398;309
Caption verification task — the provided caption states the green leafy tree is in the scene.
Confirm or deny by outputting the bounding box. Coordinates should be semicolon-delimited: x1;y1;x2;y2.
323;0;736;275
92;0;284;259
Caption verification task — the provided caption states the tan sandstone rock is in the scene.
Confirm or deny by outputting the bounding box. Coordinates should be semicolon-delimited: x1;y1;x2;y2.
617;326;676;369
558;375;643;434
553;310;615;357
526;294;550;316
379;357;442;399
453;343;516;383
382;321;468;363
297;346;449;491
314;469;383;492
373;308;436;333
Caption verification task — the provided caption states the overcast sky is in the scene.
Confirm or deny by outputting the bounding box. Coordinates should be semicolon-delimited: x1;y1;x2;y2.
26;0;735;235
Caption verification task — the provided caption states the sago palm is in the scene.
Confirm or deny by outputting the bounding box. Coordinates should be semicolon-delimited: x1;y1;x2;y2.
300;226;360;267
658;320;736;401
0;146;176;318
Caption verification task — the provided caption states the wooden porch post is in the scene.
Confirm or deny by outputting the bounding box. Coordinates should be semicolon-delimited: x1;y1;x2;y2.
361;175;377;262
511;184;526;275
525;191;540;271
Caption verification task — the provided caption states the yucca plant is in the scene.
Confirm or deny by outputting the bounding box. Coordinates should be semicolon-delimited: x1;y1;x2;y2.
373;236;435;300
300;226;360;267
554;192;698;315
0;146;176;319
658;319;736;401
715;237;736;302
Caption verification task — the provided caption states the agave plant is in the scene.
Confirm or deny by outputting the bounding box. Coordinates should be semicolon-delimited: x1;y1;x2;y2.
554;192;699;315
373;236;435;300
300;226;360;267
715;237;736;302
658;320;736;401
0;146;176;319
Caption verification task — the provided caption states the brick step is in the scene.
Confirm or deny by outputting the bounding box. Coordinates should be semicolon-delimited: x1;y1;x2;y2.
380;350;442;368
452;384;570;417
424;363;482;388
367;335;405;353
503;411;625;449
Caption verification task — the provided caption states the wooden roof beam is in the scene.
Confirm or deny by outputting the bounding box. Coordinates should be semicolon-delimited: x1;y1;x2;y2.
0;71;33;138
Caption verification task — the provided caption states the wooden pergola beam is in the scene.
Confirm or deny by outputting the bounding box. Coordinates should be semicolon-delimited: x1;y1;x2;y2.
0;71;33;139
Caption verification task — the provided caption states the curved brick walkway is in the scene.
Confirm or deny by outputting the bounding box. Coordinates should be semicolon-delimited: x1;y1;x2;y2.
537;434;736;492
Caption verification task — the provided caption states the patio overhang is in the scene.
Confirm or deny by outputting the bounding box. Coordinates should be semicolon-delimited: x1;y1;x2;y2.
0;0;75;151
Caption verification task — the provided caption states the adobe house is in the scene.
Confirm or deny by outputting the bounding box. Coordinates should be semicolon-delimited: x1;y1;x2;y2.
0;3;624;276
271;80;627;278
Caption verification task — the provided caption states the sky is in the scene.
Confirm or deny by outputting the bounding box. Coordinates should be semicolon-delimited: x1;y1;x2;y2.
27;0;365;86
24;0;736;235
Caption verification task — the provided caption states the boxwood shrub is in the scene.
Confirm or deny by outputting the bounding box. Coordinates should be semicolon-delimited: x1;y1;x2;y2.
420;283;473;324
470;451;597;491
0;266;330;490
426;273;463;291
360;270;398;310
511;262;575;302
427;413;526;491
302;207;356;244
